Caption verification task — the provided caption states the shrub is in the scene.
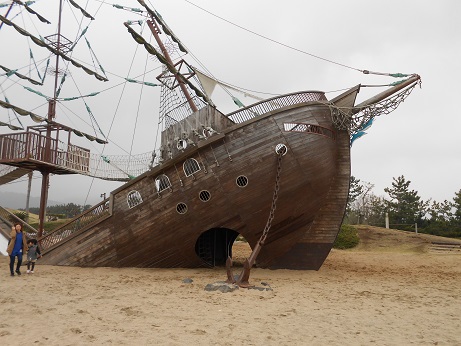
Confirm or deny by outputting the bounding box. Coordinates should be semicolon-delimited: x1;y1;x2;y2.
13;211;28;221
333;224;360;249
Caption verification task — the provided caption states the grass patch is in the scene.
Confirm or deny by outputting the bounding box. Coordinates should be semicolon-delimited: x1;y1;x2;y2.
333;224;360;249
30;220;70;233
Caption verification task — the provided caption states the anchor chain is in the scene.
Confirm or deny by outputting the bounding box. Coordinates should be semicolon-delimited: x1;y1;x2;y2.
259;152;283;246
226;151;284;287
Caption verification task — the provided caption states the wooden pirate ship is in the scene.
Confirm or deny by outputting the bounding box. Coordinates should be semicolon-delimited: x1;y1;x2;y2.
0;1;420;274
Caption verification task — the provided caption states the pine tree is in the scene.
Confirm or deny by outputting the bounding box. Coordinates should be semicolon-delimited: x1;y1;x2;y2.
346;176;364;214
384;175;426;228
452;189;461;230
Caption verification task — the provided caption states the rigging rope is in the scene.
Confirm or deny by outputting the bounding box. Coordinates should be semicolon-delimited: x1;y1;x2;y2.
129;26;150;166
183;0;412;79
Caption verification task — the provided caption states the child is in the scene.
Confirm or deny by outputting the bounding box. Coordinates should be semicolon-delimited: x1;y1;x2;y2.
26;239;42;274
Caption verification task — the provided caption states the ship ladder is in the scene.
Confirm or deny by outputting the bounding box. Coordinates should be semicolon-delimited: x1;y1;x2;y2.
226;148;284;287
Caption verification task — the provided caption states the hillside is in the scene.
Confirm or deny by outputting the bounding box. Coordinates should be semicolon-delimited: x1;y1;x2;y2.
0;191;61;209
4;208;40;224
233;225;461;261
350;225;461;253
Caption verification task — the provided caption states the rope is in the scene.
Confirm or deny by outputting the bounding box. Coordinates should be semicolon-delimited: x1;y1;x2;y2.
183;0;361;73
329;79;421;144
183;0;414;81
129;34;150;166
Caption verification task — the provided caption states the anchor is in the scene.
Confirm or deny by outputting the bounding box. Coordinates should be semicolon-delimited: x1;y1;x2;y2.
226;149;284;287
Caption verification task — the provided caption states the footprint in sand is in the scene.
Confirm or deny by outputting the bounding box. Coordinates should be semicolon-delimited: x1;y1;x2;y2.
120;307;141;316
191;329;207;335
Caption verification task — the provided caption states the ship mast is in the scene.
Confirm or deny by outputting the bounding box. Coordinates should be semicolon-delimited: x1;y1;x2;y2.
37;0;63;237
145;19;198;113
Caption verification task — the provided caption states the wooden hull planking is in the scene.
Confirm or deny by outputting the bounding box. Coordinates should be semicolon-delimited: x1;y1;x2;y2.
40;100;351;270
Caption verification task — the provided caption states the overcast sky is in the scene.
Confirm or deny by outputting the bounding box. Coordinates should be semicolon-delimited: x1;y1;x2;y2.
0;0;460;207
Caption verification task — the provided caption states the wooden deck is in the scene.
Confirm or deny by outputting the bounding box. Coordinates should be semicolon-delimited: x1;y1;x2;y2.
0;130;90;175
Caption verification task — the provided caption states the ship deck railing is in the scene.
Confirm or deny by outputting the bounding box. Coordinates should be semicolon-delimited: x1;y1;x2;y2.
38;198;111;252
226;91;326;123
0;131;91;175
0;132;149;181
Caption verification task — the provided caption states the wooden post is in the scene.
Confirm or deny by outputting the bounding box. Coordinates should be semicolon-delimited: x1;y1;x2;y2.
415;223;418;234
25;171;32;223
38;171;49;238
385;212;389;229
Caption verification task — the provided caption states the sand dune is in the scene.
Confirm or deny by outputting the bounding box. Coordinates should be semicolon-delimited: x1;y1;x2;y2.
1;227;460;345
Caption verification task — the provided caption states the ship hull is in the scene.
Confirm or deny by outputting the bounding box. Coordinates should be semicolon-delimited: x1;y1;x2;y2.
40;101;350;270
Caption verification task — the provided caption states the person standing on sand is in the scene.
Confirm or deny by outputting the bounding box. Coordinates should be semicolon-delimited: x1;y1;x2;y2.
7;222;28;277
26;239;42;274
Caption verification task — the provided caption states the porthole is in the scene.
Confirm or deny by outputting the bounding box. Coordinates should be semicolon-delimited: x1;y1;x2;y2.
155;174;171;193
236;175;248;188
275;143;288;156
176;203;188;214
127;190;143;209
177;139;187;150
183;158;201;177
199;190;211;202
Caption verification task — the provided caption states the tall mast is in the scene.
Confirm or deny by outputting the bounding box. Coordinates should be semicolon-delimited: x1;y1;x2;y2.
38;0;64;237
146;19;198;113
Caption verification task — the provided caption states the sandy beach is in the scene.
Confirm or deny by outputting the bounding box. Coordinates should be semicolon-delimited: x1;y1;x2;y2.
1;227;460;345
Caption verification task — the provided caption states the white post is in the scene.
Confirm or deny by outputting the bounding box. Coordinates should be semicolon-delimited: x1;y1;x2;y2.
385;212;389;229
415;223;418;234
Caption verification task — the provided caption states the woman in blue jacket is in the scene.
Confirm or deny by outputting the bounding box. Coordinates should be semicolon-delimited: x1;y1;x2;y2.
7;222;28;276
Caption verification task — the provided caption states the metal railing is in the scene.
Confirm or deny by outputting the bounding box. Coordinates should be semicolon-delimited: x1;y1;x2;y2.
226;91;327;123
39;198;111;251
0;205;38;237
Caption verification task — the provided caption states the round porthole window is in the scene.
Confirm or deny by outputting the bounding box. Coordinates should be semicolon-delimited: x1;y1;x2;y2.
236;175;248;188
177;139;188;150
176;202;188;214
275;143;288;156
199;190;211;202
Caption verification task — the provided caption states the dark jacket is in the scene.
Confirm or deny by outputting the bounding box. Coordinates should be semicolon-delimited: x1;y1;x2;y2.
27;244;41;261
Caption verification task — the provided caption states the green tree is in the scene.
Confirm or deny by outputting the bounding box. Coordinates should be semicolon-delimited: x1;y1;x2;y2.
423;200;453;235
451;189;461;233
346;176;364;214
384;175;427;229
453;189;461;222
365;194;387;227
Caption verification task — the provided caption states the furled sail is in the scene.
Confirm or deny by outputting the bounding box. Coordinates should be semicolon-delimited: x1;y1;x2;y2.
124;23;209;104
0;64;42;85
0;99;107;143
0;15;108;82
137;0;187;53
12;0;51;24
68;0;94;20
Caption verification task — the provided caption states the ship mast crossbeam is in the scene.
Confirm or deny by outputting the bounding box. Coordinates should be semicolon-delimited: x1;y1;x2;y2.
146;19;198;113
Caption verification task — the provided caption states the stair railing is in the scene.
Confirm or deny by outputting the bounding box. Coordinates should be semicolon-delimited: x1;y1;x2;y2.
0;205;39;237
39;198;111;251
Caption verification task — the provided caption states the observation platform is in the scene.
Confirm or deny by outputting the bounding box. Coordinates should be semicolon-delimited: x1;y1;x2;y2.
0;125;91;176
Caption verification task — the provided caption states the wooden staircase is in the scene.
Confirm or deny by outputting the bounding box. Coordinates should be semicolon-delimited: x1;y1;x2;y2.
429;241;461;254
0;165;31;185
